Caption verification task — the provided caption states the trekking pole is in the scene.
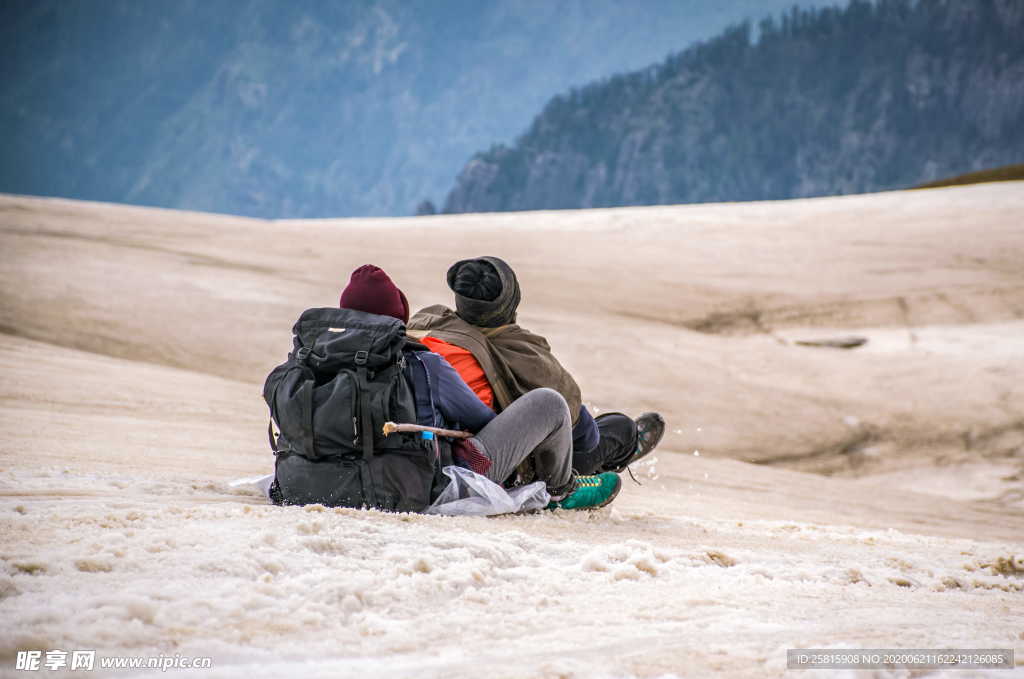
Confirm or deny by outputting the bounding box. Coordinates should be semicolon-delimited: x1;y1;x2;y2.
381;422;473;439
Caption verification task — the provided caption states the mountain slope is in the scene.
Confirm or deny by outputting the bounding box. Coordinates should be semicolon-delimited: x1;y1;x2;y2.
2;182;1023;479
443;0;1024;214
0;0;839;218
916;161;1024;188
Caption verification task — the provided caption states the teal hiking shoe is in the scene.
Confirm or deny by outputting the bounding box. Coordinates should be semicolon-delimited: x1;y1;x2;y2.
547;472;622;510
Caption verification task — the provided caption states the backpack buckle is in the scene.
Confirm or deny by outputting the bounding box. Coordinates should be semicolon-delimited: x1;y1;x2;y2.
354;350;369;365
295;347;311;363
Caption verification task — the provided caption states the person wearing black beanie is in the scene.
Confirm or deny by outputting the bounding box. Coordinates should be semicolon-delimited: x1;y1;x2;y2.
409;256;665;478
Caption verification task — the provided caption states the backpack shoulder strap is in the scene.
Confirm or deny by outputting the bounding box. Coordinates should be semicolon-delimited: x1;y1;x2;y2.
403;350;437;427
354;364;378;507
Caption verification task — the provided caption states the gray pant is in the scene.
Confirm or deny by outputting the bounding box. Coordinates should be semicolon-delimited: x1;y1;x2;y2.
470;388;574;497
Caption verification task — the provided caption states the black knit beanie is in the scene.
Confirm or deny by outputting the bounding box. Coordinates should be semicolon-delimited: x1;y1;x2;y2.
446;256;521;327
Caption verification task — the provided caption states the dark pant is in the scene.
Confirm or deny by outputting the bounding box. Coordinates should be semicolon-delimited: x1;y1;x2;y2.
571;412;638;474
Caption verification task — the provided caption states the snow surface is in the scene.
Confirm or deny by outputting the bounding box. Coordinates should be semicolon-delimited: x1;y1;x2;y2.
1;184;1023;677
2;464;1022;679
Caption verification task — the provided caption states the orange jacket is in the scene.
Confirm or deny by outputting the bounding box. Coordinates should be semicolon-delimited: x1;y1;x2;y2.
421;336;495;409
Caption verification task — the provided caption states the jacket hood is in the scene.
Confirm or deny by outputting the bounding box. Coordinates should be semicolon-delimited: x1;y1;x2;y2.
446;256;521;327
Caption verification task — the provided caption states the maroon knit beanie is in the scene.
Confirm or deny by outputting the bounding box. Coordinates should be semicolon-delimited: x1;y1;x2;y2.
339;265;410;323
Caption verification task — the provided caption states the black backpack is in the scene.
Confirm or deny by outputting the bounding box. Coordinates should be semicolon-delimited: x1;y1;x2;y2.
262;307;446;511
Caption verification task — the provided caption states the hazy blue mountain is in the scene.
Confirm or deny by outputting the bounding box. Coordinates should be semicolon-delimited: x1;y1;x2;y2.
443;0;1024;214
0;0;842;218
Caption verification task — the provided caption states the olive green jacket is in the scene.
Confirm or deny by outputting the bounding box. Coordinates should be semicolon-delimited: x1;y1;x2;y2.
407;305;582;425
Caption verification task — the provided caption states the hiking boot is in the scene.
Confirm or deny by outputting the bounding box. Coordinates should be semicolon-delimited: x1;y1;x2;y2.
633;411;665;461
547;472;622;510
605;412;665;473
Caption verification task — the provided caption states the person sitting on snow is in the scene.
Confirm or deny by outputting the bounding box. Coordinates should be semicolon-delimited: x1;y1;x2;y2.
407;256;665;483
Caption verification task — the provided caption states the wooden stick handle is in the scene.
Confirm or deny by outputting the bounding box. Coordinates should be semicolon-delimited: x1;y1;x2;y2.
382;421;473;439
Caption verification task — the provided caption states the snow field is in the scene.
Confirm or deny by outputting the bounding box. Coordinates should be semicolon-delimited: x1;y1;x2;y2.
1;467;1021;678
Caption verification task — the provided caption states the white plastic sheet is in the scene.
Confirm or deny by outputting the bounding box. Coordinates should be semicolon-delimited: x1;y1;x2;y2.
424;466;551;516
228;473;275;499
234;466;550;515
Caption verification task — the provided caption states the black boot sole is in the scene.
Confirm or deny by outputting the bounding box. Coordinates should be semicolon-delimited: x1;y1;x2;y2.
588;474;622;510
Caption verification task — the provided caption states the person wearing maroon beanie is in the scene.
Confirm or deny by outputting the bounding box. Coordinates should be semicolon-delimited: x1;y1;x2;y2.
339;264;410;323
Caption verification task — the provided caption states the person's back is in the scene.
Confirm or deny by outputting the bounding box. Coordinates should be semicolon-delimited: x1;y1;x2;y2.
263;305;445;511
408;256;665;477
